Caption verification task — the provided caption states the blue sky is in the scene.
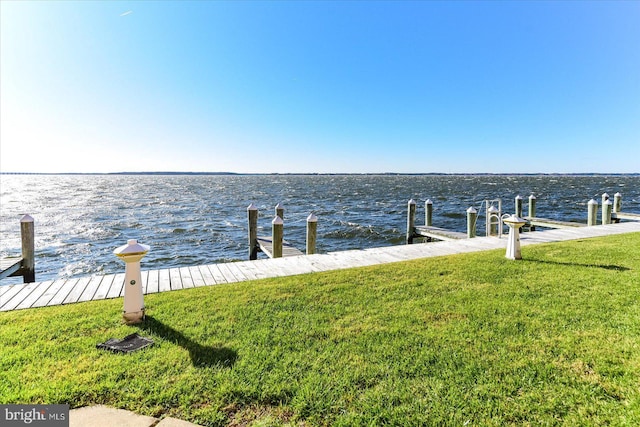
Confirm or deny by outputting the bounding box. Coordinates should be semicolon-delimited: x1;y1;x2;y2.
1;1;638;174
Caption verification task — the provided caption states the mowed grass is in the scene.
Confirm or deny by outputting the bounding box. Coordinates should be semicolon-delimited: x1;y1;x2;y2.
1;233;639;426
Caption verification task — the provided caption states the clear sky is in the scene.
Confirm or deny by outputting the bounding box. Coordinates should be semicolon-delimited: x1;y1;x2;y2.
1;1;638;174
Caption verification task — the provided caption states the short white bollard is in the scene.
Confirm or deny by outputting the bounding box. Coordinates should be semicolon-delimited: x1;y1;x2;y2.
114;239;150;324
503;214;527;260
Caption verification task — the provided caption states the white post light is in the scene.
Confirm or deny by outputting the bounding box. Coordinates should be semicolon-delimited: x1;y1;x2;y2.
502;214;527;260
114;239;150;324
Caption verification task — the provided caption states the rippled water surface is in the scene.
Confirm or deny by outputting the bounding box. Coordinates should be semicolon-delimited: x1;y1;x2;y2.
1;174;638;284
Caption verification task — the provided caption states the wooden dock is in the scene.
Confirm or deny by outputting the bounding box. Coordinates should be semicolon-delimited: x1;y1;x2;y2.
2;221;639;313
613;212;640;221
256;236;304;258
524;216;587;229
0;257;24;280
413;225;467;241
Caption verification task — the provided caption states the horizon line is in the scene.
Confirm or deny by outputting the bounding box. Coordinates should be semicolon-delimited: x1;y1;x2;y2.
1;171;639;176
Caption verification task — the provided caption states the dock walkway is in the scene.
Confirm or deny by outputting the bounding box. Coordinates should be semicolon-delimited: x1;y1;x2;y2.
1;221;639;312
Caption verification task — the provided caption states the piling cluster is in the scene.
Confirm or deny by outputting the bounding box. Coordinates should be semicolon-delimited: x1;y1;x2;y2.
407;192;632;244
248;203;317;259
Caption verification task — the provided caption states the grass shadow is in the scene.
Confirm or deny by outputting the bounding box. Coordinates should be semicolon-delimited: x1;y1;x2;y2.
139;316;237;368
524;258;630;271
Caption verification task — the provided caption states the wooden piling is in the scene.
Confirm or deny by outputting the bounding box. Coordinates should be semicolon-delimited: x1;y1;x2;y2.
587;199;598;226
306;213;318;255
613;193;622;213
272;216;283;258
406;199;416;244
466;207;477;238
602;200;612;225
612;192;622;223
19;214;35;283
248;204;259;260
528;195;536;231
425;199;433;227
515;195;523;218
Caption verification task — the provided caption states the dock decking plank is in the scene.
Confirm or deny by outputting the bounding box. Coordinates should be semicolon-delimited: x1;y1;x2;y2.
197;265;217;286
48;278;80;307
1;281;41;311
78;276;105;303
106;274;125;299
216;263;241;283
169;268;184;291
146;269;160;294
31;279;70;308
141;270;149;294
188;266;206;287
158;269;171;293
0;284;24;310
93;274;116;301
179;267;195;289
225;262;250;281
63;276;92;305
14;281;54;310
203;264;228;284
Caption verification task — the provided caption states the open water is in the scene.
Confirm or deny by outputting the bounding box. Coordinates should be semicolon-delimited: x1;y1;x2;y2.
1;174;638;285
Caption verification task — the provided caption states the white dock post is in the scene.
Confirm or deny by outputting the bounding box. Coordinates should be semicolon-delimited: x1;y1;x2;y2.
602;199;613;225
613;192;622;217
272;216;283;258
467;207;477;238
306;213;318;255
602;192;609;207
248;203;258;260
275;203;284;221
425;199;433;227
406;199;416;244
515;195;523;218
587;199;598;226
20;214;35;283
114;239;150;324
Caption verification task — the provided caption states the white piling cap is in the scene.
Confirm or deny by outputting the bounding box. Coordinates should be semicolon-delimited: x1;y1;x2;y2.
307;213;318;222
20;214;34;223
272;215;283;225
529;194;536;200
515;195;523;200
466;207;477;213
603;199;613;205
425;199;433;205
247;203;257;211
275;202;284;209
487;205;499;213
408;199;416;205
114;239;150;257
614;192;622;197
602;192;609;199
588;199;598;205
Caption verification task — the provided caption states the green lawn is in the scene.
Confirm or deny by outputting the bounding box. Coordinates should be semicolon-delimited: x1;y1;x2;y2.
1;233;639;426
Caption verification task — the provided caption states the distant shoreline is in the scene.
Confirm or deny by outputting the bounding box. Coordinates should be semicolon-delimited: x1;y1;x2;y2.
1;172;639;176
